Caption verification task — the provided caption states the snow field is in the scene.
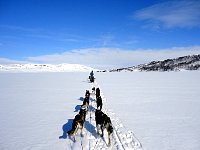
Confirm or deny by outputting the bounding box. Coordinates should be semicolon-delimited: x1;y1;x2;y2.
96;71;200;150
1;71;199;150
0;73;91;150
0;72;141;150
0;64;95;72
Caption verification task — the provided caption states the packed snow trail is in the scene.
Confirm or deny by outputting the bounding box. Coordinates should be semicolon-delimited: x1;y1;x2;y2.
65;80;143;150
91;81;143;150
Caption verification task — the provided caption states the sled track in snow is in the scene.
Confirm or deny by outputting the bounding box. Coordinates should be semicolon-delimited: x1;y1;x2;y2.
65;80;143;150
91;81;143;150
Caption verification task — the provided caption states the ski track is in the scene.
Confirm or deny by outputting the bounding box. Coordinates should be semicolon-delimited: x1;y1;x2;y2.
65;80;143;150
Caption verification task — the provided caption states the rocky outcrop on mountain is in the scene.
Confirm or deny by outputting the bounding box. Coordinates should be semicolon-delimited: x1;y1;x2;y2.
109;54;200;72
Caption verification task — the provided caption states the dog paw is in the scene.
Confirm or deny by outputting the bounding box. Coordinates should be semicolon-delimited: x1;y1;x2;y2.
107;143;111;147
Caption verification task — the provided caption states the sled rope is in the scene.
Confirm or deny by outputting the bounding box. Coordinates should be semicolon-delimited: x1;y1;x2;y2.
88;85;94;150
68;139;73;150
80;135;84;150
92;137;101;150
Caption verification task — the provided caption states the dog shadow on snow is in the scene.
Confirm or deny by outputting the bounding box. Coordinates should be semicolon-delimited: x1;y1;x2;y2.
79;96;95;102
79;97;84;102
74;105;81;112
84;120;98;138
59;119;73;139
73;97;84;112
59;119;98;139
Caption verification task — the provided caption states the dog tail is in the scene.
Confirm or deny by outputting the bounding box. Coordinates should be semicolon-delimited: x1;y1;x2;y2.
109;124;113;134
107;117;113;134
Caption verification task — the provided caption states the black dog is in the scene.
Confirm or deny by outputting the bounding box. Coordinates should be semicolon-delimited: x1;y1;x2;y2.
67;108;86;142
89;76;94;82
96;96;103;110
96;88;100;99
85;90;90;99
95;109;113;145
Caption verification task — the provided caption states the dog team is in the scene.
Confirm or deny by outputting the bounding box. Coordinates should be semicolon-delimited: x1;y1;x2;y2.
67;87;113;145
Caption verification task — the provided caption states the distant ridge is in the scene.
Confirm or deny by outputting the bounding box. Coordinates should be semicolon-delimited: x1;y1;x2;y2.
108;54;200;72
0;63;95;72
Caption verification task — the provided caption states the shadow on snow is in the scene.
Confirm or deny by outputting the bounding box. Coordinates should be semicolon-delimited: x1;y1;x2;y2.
74;105;81;112
59;119;73;139
84;120;97;138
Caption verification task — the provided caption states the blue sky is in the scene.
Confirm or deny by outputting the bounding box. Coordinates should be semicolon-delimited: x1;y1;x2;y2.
1;0;200;68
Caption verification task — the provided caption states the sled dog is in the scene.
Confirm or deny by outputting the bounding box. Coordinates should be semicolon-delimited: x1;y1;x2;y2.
96;96;103;110
96;88;100;99
95;109;113;145
85;90;90;98
81;98;89;112
81;90;90;112
67;108;86;141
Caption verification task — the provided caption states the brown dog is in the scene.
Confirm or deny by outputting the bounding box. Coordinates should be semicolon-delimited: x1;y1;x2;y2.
67;108;86;142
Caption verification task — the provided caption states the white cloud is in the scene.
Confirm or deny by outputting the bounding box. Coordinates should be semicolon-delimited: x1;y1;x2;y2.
26;46;200;69
99;33;115;46
1;46;200;70
0;58;28;64
134;0;200;29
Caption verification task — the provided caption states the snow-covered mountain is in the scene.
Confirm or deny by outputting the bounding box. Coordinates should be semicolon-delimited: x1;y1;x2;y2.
109;54;200;72
0;63;95;72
